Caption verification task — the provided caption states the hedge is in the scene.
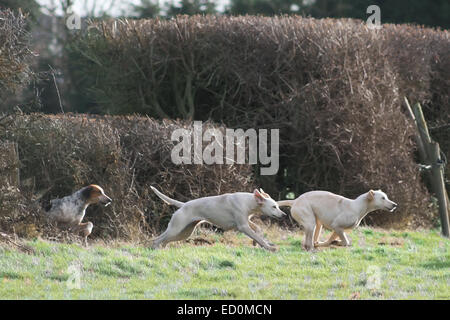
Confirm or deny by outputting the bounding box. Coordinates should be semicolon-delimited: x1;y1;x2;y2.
63;16;450;227
0;114;255;240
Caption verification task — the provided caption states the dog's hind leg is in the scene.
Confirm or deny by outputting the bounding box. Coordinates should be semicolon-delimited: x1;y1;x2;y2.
152;210;200;249
315;231;338;247
303;226;315;251
291;206;316;251
291;207;316;251
152;231;167;249
154;221;200;248
174;221;201;242
313;221;323;245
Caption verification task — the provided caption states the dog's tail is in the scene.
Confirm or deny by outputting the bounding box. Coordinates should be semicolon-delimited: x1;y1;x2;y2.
277;200;294;207
150;186;185;208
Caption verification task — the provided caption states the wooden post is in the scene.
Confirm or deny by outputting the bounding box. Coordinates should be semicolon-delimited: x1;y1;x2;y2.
429;142;449;237
405;97;450;237
404;98;428;163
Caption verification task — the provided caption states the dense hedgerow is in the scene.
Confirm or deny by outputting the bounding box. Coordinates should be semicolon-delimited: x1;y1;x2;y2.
64;15;450;227
0;114;255;240
0;9;34;101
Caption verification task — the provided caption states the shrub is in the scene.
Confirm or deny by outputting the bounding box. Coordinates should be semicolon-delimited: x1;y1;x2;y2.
0;114;255;240
0;9;34;103
66;16;448;227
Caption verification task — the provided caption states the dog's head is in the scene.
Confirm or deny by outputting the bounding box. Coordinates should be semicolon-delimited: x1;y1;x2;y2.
366;189;397;212
82;185;112;206
254;189;286;219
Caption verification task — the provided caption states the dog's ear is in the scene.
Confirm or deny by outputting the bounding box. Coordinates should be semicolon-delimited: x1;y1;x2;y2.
259;188;270;198
253;189;265;204
81;185;93;200
367;190;375;201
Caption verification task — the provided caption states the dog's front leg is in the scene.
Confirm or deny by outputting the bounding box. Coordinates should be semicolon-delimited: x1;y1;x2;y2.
248;220;275;247
238;224;277;252
71;222;93;247
249;221;260;247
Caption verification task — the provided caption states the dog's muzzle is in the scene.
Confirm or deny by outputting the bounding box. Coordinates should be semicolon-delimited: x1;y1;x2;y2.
389;203;398;212
275;210;287;219
102;196;113;207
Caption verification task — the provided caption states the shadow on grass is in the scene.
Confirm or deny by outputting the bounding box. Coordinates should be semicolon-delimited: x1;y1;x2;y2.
178;287;236;298
199;257;236;270
420;256;450;269
0;271;24;279
95;258;145;278
47;274;68;282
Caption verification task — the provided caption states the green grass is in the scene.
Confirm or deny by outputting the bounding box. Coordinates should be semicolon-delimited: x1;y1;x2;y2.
0;227;448;299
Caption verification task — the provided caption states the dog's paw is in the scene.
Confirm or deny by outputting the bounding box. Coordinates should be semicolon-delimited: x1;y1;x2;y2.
334;240;352;247
330;240;346;246
314;241;324;247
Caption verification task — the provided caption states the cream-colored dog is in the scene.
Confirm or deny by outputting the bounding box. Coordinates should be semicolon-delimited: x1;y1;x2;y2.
150;186;286;251
278;190;397;251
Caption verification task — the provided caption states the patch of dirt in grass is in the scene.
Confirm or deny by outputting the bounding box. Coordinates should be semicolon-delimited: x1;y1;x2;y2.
377;237;405;247
0;271;24;280
186;238;214;246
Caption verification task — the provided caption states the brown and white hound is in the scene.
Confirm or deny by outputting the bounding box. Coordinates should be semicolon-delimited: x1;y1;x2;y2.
43;185;112;245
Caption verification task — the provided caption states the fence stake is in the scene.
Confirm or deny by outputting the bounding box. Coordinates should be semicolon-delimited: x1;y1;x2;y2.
405;97;449;237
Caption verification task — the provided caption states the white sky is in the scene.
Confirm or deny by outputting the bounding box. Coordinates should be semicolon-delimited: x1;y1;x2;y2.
36;0;230;17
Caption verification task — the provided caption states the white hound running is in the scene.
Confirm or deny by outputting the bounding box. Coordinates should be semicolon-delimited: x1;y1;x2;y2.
278;190;397;251
150;186;286;251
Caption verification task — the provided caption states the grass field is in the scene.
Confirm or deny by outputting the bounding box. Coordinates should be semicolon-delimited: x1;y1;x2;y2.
0;226;448;299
